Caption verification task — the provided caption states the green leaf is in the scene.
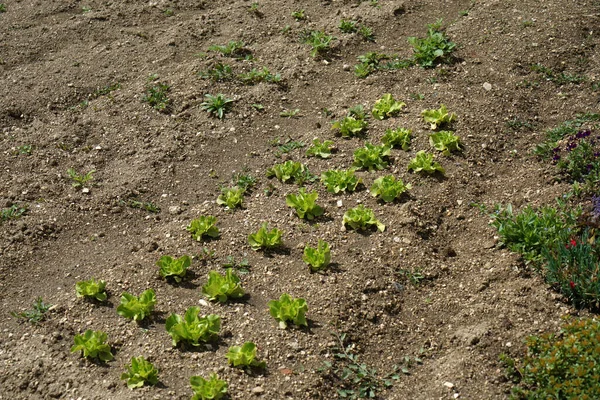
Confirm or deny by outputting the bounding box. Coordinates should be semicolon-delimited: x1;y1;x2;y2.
202;269;245;303
331;116;368;138
157;255;190;282
342;204;385;232
248;223;283;251
381;128;411;150
187;216;220;241
320;168;361;194
226;342;266;369
369;175;411;202
303;240;331;272
216;187;245;209
285;188;324;220
268;293;308;329
71;330;113;362
190;373;228;400
429;130;461;156
421;104;456;130
306;138;335;158
371;94;405;120
75;278;107;301
120;356;159;389
116;289;156;322
165;306;221;347
266;161;313;185
353;143;391;172
407;150;445;174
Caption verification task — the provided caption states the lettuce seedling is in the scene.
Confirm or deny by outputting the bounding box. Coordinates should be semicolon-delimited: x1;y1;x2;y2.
157;255;190;282
285;188;324;220
226;342;266;369
202;269;245;303
303;240;331;272
266;161;313;184
429;130;461;155
371;94;406;120
76;278;107;301
370;175;411;202
320;168;361;194
331;116;368;138
217;186;244;209
353;143;391;172
248;223;283;251
120;356;159;389
382;128;411;150
306;138;335;158
407;150;445;174
342;204;385;232
117;289;156;322
165;306;221;347
190;374;227;400
71;330;113;362
268;293;308;329
421;104;456;130
187;216;220;241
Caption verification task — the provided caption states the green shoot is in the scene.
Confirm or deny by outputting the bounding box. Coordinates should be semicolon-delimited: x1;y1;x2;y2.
202;269;245;303
371;93;405;120
76;278;107;301
201;94;234;119
303;240;331;272
67;168;95;188
11;297;52;324
429;130;461;155
268;293;308;329
300;29;335;57
286;188;324;220
226;342;266;369
342;204;385;232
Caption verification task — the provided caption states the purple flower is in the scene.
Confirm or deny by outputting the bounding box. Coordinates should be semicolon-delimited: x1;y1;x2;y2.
592;195;600;217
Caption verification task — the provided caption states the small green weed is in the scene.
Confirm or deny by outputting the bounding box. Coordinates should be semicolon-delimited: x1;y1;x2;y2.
208;41;250;59
300;29;335;58
67;168;95;188
11;297;52;324
1;204;27;222
238;67;281;85
280;108;301;118
201;94;234;119
142;77;170;112
530;63;586;85
291;9;306;20
339;19;358;33
534;113;600;158
125;199;160;213
358;25;375;42
199;63;234;82
223;256;250;274
407;19;456;68
0;4;6;12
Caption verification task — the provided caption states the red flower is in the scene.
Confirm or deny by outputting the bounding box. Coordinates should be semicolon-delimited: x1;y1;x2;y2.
570;239;577;247
570;281;576;290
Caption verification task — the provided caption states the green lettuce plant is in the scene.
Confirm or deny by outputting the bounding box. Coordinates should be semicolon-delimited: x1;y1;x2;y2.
157;255;191;282
320;169;361;193
217;187;244;209
190;374;228;400
342;204;385;232
429;130;461;155
117;289;156;322
382;128;411;150
71;330;113;362
226;342;266;369
353;143;391;172
202;269;245;303
303;240;331;272
370;175;411;202
306;138;335;158
268;293;308;329
286;188;324;220
421;104;456;130
407;151;445;174
267;161;313;184
76;278;107;301
165;306;221;347
120;356;159;389
371;94;405;120
187;216;220;241
408;20;456;68
248;223;283;251
332;116;368;138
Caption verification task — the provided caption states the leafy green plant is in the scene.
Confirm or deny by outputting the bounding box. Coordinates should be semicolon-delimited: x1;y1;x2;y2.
291;9;306;20
239;67;281;85
358;25;375;42
382;127;411;150
202;269;245;303
208;41;249;59
342;204;385;232
248;223;283;251
339;19;357;33
187;216;220;241
157;255;190;282
320;169;361;194
421;104;456;130
120;356;159;389
407;151;445;174
533;113;600;158
117;289;156;322
354;52;391;78
142;79;170;111
71;330;113;362
530;63;587;86
306;138;335;158
233;171;257;191
125;199;160;213
165;306;221;347
507;318;600;399
1;204;27;222
190;374;227;400
0;4;6;12
554;130;600;188
223;256;250;274
248;2;260;15
370;175;411;202
67;168;95;188
286;188;324;220
303;240;331;272
272;137;305;157
300;29;335;57
353;143;391;172
268;293;308;329
11;297;52;324
226;342;266;369
199;63;234;82
217;187;244;209
201;94;234;119
280;108;301;118
429;130;462;155
266;161;313;184
331;116;368;138
407;19;456;68
76;278;107;301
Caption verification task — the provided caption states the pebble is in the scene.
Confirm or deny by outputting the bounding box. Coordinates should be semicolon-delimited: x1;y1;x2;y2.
168;205;182;215
444;382;455;389
483;82;492;91
81;188;90;194
251;386;265;395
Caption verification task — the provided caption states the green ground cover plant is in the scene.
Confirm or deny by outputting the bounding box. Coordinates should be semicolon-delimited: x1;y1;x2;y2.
320;168;361;193
371;94;405;120
303;240;331;272
339;19;358;33
190;374;227;400
125;199;160;213
534;113;600;157
332;116;368;138
300;29;335;57
421;104;456;130
165;306;221;347
238;67;281;84
71;330;113;362
187;216;220;241
76;278;107;301
268;293;308;329
248;223;283;250
117;289;156;322
370;175;411;202
286;188;324;220
11;297;52;324
408;19;456;68
353;143;391;172
1;204;27;222
429;130;462;155
217;186;245;209
226;342;266;369
306;138;334;158
201;94;234;119
202;269;245;303
120;356;159;389
67;168;95;188
267;161;313;184
199;63;234;82
157;255;191;282
342;205;385;232
358;25;375;42
530;63;587;86
208;40;249;59
382;127;411;150
142;78;170;112
407;151;445;174
552;129;600;193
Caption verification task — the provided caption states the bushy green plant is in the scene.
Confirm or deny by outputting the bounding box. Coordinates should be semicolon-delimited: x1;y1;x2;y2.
71;330;113;362
157;255;190;282
507;318;600;399
199;63;234;82
201;94;234;119
353;143;391;172
429;130;461;155
300;29;335;57
421;104;456;130
117;289;156;322
187;216;220;241
303;240;331;272
291;9;306;20
202;269;245;303
165;306;221;347
268;293;308;329
320;168;361;194
407;151;445;174
76;278;107;301
370;175;411;202
1;204;27;222
120;356;159;389
208;41;248;58
339;19;358;33
343;204;385;232
306;138;335;158
226;342;266;369
67;168;95;188
190;374;228;400
554;130;600;186
267;161;313;184
407;20;456;68
238;67;281;85
359;25;375;42
248;223;283;251
142;80;171;111
332;116;368;138
382;127;411;150
286;188;324;220
371;94;405;120
217;187;244;209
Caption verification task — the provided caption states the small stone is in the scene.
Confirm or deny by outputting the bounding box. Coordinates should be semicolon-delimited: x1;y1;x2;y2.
251;387;265;395
343;64;350;71
168;205;182;215
337;200;343;208
82;188;90;194
199;299;209;307
483;82;492;91
444;382;455;389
